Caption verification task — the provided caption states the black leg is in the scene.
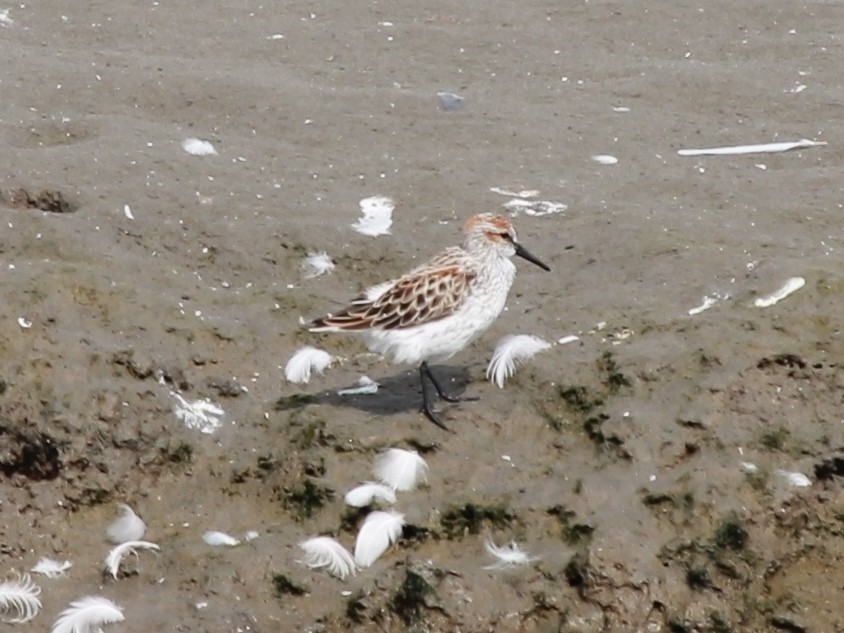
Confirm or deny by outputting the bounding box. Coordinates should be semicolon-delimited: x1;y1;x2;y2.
419;362;449;430
420;361;462;402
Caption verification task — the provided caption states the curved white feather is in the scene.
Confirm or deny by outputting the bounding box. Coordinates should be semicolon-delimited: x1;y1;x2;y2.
52;596;124;633
284;346;332;384
354;510;405;567
106;504;146;544
202;531;240;547
373;448;429;491
487;334;551;388
299;537;357;579
483;539;539;570
104;541;160;579
344;482;397;507
0;573;41;623
31;557;73;578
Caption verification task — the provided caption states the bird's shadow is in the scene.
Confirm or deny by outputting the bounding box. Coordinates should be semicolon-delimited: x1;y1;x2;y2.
275;365;474;417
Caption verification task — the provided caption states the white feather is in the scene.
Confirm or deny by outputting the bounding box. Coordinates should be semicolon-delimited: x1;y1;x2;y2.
356;280;394;303
31;557;73;578
202;531;240;547
171;393;225;434
354;510;405;567
775;469;812;488
483;539;540;570
298;537;357;579
301;251;336;278
104;541;160;579
0;573;41;623
51;596;124;633
352;196;394;237
372;448;429;492
337;375;379;396
486;334;552;388
106;503;146;544
344;482;397;507
284;346;332;384
181;137;218;156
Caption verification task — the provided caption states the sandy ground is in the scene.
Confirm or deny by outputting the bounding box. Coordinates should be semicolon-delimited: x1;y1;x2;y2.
1;1;842;631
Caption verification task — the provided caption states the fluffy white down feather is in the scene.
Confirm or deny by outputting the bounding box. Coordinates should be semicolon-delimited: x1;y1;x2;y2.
0;573;41;623
486;334;552;388
344;482;397;507
31;557;72;578
354;511;405;567
299;537;357;579
51;596;124;633
104;541;160;579
106;504;146;544
301;251;335;278
352;196;394;237
372;448;429;492
284;346;332;384
483;539;539;569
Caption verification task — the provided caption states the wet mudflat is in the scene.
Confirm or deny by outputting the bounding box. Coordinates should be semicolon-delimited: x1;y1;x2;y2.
0;2;842;632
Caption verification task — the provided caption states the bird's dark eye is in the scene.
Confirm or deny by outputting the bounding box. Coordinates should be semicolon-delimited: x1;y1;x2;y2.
500;232;512;241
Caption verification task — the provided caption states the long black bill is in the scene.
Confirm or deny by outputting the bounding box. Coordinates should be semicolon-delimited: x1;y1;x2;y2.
514;242;551;271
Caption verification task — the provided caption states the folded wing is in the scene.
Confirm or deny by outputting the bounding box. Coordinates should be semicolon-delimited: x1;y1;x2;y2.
310;258;475;332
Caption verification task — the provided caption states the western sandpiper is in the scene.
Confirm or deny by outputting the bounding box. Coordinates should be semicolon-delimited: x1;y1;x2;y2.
309;213;550;429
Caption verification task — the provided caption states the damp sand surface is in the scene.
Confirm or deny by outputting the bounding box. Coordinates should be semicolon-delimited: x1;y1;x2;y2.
1;2;842;631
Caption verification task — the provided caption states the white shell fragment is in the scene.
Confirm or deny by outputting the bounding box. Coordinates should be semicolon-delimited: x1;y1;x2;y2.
489;187;540;198
678;139;826;157
31;557;73;578
688;292;727;316
171;393;224;434
344;482;397;507
487;334;552;388
17;317;32;329
181;137;218;156
591;154;618;165
754;277;806;308
352;196;394;236
337;375;379;396
437;91;464;111
202;531;240;547
122;204;134;220
557;335;580;345
354;510;405;567
483;539;540;570
106;504;146;544
284;346;332;384
301;251;335;278
299;537;357;580
373;448;429;492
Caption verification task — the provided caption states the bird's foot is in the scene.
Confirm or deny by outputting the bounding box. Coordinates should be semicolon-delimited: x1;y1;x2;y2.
437;393;478;403
421;404;450;431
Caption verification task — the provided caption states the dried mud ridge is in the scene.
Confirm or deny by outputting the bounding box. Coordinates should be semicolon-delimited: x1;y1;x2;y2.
2;345;841;632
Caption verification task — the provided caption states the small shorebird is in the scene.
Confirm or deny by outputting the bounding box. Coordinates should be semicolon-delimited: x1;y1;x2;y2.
309;213;550;429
